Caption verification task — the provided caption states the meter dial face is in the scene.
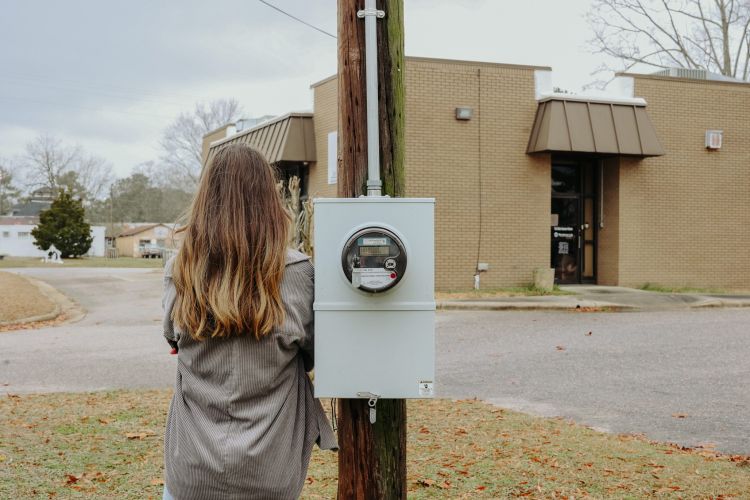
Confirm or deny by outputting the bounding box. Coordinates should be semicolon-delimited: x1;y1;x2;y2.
341;227;407;293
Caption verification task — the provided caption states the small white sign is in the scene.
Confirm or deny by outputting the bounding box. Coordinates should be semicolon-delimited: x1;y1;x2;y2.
418;381;434;397
327;131;338;184
706;130;722;149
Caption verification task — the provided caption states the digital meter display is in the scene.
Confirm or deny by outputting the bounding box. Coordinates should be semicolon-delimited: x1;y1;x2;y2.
359;245;390;257
342;227;407;293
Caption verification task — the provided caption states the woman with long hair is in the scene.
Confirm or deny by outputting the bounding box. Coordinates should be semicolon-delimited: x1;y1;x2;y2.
161;144;336;499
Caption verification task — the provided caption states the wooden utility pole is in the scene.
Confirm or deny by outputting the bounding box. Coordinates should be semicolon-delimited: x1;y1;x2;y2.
337;0;406;498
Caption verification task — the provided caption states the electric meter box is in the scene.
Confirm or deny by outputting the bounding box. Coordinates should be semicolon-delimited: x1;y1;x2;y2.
313;197;435;399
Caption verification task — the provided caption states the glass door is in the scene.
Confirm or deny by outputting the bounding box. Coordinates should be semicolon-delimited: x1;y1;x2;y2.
551;197;580;283
551;161;598;284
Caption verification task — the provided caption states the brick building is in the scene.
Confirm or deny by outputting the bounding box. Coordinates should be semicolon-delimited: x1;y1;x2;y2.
203;57;750;291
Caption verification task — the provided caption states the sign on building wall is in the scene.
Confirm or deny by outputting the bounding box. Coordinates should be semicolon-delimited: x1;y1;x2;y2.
705;130;723;149
327;131;337;185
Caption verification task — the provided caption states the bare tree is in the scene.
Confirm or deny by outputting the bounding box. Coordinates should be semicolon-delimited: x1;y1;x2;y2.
0;161;22;215
160;99;243;191
22;134;113;203
588;0;750;80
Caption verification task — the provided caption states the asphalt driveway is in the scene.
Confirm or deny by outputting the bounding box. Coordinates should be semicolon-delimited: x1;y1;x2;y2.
437;308;750;455
1;267;749;454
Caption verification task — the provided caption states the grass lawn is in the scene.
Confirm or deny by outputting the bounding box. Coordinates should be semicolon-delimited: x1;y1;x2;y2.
639;283;750;295
437;285;574;301
0;272;56;324
1;391;749;498
0;256;164;269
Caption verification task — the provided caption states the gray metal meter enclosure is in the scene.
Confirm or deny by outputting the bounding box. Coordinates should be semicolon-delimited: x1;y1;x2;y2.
313;197;435;399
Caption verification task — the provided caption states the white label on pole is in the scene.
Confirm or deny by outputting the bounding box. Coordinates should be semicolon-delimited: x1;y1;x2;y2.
418;381;434;397
327;131;338;185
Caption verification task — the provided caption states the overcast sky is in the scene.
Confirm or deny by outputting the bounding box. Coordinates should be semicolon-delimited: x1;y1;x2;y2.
0;0;623;179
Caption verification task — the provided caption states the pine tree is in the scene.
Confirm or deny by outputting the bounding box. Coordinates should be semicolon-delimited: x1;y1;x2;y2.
32;190;93;258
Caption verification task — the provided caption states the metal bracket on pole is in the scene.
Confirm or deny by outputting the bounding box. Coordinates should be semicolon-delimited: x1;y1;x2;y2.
358;0;385;197
357;8;385;18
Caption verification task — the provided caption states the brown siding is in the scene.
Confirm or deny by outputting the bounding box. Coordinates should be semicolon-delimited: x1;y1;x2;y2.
404;59;549;290
115;226;178;258
310;79;339;199
615;77;750;288
598;158;620;285
201;125;234;166
311;59;549;290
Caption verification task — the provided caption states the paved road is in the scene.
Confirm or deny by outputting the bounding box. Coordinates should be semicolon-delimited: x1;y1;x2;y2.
1;268;749;454
0;267;176;393
437;309;750;455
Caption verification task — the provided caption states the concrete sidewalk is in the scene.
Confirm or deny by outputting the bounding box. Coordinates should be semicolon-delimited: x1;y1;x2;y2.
437;285;750;311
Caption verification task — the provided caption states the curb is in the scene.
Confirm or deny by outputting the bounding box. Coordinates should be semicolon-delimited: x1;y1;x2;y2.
437;299;750;312
436;301;633;312
690;299;750;309
0;274;85;328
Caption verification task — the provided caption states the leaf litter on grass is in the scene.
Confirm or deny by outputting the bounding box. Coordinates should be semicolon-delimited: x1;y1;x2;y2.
1;391;749;498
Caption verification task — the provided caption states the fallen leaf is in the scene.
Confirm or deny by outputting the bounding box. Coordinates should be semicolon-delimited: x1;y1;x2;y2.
416;478;435;487
125;430;155;440
672;413;688;419
150;479;164;486
556;345;566;351
65;474;80;485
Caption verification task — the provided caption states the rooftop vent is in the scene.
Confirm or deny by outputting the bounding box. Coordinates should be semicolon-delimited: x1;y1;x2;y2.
652;68;745;83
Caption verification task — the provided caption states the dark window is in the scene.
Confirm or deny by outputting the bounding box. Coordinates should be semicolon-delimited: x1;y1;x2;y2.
551;165;578;193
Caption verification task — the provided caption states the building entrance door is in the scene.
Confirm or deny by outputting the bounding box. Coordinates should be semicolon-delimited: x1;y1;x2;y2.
551;160;598;284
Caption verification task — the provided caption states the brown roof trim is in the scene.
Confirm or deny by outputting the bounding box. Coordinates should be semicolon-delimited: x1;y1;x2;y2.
310;74;337;89
527;98;664;157
209;112;313;150
405;56;551;71
117;223;165;238
537;94;647;107
311;57;551;88
0;216;38;225
206;113;316;165
618;72;750;89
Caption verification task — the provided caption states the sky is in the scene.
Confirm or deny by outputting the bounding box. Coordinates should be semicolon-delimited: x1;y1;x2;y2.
0;0;622;179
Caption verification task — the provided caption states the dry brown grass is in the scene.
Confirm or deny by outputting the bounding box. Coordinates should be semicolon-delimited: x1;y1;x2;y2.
437;285;574;301
0;272;57;324
1;390;749;499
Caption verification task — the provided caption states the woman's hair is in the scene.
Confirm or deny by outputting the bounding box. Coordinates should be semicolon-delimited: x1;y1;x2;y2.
171;144;289;340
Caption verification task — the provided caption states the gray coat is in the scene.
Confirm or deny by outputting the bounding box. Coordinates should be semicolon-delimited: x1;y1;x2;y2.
162;250;337;500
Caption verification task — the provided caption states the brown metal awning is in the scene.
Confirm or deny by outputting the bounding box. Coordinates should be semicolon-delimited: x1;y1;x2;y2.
527;97;664;157
206;113;316;165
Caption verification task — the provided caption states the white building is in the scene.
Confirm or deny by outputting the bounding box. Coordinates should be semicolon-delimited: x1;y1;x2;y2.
0;216;106;258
